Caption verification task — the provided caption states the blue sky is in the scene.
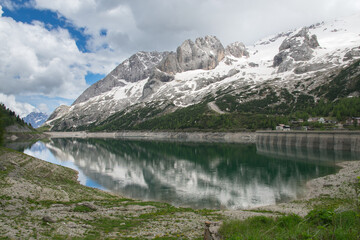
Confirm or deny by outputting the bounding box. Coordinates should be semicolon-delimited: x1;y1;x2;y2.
2;4;89;52
0;0;359;117
0;1;105;114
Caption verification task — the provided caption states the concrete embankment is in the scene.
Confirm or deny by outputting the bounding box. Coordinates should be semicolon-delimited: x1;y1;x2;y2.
47;131;257;143
256;131;360;152
47;130;360;147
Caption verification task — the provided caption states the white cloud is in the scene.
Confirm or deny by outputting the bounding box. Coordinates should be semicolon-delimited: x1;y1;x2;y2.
0;13;91;99
34;0;360;50
0;0;22;11
0;93;37;117
34;0;138;56
38;103;49;113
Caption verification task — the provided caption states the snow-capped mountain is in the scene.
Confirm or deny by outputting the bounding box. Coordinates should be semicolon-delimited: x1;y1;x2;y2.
24;112;48;128
46;14;360;131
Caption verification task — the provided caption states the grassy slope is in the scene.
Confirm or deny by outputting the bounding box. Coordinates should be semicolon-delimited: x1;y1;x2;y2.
219;209;360;240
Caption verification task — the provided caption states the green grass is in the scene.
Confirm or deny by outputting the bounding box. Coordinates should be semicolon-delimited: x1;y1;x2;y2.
36;125;51;132
72;205;96;213
220;177;360;240
219;210;360;240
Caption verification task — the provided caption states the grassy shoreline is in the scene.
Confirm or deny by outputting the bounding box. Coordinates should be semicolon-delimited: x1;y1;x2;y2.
1;146;360;239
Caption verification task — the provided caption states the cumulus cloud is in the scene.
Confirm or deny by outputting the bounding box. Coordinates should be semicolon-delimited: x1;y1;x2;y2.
34;0;138;55
0;14;91;99
0;0;33;11
0;93;37;117
34;0;360;51
38;103;49;113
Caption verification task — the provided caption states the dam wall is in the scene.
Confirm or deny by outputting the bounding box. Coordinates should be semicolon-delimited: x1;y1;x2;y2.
256;131;360;162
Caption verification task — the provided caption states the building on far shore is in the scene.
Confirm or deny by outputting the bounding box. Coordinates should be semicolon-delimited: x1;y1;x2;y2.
276;124;291;131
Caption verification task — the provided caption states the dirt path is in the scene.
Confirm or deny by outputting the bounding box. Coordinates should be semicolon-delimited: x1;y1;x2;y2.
207;101;226;114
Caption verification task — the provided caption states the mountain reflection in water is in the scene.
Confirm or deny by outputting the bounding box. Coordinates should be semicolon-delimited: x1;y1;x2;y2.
23;138;342;210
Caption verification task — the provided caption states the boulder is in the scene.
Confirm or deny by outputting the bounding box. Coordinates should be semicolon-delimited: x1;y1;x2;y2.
42;216;56;223
203;221;221;240
79;202;97;211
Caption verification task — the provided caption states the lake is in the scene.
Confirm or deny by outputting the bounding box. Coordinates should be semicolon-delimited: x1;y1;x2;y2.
21;138;359;210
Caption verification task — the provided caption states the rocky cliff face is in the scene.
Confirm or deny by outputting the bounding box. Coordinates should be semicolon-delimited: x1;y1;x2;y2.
225;42;249;58
158;36;225;74
141;36;227;99
73;51;168;105
273;27;319;73
46;105;71;128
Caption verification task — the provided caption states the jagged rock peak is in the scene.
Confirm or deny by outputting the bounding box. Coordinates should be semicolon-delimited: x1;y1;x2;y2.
119;51;170;83
46;105;70;124
225;42;249;58
273;27;320;72
158;35;225;74
279;27;319;52
73;51;168;105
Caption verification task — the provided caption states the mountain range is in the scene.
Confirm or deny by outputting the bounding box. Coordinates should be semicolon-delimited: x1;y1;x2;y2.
24;112;48;128
46;14;360;131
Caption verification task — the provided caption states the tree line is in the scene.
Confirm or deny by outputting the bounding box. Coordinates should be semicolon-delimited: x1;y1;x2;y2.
0;103;33;146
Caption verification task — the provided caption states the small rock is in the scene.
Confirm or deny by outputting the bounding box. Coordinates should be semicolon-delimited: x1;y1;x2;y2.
10;135;18;141
9;161;19;166
67;222;78;228
248;62;259;67
79;202;97;211
42;216;56;223
204;221;221;240
51;204;65;208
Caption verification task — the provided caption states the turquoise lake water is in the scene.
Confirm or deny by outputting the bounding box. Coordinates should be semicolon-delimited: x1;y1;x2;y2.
22;138;359;210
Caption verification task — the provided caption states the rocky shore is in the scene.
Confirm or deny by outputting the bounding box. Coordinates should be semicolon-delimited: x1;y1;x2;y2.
1;146;359;239
0;147;218;239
